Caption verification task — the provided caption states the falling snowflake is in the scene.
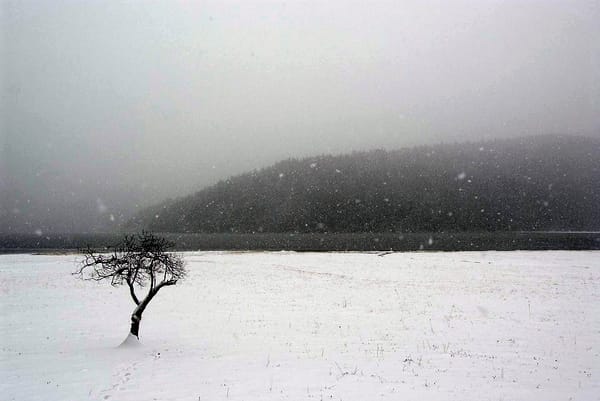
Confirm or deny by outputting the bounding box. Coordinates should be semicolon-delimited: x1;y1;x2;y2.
96;198;108;213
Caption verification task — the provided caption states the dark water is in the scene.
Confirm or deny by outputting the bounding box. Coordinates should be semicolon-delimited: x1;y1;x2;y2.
1;232;599;253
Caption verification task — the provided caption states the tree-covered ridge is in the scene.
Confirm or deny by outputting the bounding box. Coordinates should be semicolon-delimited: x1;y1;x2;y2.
128;135;600;233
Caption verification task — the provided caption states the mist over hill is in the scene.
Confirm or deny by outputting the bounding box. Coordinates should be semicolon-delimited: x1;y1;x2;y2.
128;135;600;233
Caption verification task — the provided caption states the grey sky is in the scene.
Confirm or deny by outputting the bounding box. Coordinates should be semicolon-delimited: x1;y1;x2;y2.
1;0;599;232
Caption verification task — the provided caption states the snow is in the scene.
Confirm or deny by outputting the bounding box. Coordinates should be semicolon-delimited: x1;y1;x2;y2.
1;251;599;400
119;334;141;349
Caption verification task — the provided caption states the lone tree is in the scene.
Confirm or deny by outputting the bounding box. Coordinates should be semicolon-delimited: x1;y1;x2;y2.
75;232;186;341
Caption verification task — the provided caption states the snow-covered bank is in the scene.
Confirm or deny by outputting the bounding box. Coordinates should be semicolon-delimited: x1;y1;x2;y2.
1;251;598;400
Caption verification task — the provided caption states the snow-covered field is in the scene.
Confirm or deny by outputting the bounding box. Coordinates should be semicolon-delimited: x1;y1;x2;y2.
1;251;598;401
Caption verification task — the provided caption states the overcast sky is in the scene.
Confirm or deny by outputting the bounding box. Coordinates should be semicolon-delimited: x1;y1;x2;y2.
1;0;599;232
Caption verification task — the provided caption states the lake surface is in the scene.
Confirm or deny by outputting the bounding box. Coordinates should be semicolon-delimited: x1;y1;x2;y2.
2;251;599;400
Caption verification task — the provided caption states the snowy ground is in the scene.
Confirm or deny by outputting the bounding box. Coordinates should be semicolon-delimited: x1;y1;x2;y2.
1;251;599;401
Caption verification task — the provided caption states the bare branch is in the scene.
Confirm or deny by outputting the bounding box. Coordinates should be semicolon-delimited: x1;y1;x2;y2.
127;281;140;305
75;231;186;303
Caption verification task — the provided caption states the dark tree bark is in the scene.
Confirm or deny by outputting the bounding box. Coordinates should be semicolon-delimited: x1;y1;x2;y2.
130;314;141;338
127;279;177;338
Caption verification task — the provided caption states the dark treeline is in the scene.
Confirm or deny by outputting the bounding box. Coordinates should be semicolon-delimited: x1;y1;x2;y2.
128;135;600;233
2;232;599;253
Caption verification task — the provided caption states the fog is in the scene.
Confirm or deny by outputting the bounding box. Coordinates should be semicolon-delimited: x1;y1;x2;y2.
1;0;599;233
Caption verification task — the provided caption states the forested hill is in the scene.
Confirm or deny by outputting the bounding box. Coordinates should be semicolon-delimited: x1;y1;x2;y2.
128;135;600;233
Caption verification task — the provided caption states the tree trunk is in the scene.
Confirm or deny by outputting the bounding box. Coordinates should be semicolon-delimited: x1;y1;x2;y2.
127;281;176;340
130;313;142;338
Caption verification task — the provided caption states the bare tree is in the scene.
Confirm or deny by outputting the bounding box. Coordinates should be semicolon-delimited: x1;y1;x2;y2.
74;232;186;340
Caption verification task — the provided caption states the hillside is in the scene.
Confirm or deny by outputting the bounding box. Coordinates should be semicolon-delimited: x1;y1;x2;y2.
128;135;600;233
